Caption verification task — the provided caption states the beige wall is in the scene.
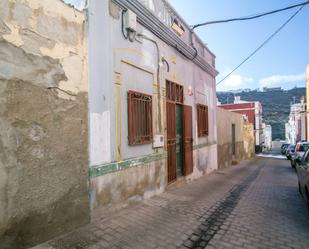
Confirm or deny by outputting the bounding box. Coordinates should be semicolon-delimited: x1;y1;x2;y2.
243;121;255;159
0;1;89;248
217;107;254;169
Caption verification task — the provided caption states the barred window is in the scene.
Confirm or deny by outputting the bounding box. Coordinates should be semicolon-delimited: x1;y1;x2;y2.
197;104;208;137
128;91;153;145
166;80;183;103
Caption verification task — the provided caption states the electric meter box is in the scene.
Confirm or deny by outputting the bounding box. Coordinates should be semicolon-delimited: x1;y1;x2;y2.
123;9;137;32
153;135;164;148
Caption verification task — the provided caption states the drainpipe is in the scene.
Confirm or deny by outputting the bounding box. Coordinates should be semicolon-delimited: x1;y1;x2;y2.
136;33;162;134
189;29;198;61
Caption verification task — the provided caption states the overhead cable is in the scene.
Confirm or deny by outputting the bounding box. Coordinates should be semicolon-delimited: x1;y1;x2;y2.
192;1;309;30
216;5;305;86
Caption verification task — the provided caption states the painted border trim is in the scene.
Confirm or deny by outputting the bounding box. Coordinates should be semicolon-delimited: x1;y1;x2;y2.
89;153;167;178
89;142;217;178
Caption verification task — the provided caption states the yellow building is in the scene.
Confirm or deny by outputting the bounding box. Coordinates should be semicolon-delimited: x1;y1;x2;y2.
306;65;309;140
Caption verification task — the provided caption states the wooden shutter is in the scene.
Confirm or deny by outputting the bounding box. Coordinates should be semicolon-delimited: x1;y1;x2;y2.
166;101;177;183
205;105;209;135
197;104;209;137
183;105;193;176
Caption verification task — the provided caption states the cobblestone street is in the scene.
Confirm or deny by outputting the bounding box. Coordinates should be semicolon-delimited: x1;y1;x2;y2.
33;156;309;249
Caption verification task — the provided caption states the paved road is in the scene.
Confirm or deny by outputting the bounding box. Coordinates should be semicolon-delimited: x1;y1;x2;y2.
33;156;309;249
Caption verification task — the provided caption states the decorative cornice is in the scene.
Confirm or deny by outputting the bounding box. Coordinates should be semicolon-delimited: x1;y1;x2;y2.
112;0;219;78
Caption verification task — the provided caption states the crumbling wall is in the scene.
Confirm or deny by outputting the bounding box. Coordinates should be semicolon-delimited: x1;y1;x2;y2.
0;1;89;248
243;122;255;158
217;107;253;169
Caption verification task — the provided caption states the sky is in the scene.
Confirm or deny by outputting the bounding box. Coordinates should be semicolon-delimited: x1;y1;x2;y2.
168;0;309;91
66;0;309;91
64;0;85;10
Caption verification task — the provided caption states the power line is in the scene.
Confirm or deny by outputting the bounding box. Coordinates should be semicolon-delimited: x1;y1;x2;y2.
216;5;305;86
192;1;309;30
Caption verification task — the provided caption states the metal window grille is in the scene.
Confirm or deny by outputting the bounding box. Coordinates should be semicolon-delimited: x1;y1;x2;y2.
197;104;209;137
166;80;183;104
128;91;153;145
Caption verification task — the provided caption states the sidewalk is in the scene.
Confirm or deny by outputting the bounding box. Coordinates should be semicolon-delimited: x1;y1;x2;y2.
32;159;258;249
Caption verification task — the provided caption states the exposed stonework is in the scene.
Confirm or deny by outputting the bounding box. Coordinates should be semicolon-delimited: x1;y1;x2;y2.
0;0;89;248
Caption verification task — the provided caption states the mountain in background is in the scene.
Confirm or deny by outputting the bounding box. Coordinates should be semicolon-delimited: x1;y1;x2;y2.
217;87;306;140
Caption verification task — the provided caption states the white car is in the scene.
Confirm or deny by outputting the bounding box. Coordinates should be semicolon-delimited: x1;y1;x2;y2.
290;142;309;168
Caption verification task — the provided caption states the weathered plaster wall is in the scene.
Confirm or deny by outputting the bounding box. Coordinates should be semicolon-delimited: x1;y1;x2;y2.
0;1;89;248
89;0;218;215
217;107;254;169
243;122;255;159
90;159;166;217
189;143;218;180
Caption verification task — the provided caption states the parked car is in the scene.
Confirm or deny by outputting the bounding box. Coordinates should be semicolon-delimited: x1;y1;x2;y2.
286;144;295;160
290;142;309;168
281;143;290;155
295;149;309;209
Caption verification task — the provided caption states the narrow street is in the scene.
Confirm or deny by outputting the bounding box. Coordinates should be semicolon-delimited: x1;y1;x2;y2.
34;155;309;249
3;1;309;248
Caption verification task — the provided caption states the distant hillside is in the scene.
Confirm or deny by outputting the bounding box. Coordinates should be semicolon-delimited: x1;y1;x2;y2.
217;87;306;140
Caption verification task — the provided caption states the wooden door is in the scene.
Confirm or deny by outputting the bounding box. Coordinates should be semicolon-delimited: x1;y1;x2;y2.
167;101;177;183
183;105;193;176
176;104;184;176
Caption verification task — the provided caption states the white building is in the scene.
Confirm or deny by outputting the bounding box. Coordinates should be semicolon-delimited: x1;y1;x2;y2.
89;0;219;214
285;99;306;144
285;123;292;144
263;124;272;151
